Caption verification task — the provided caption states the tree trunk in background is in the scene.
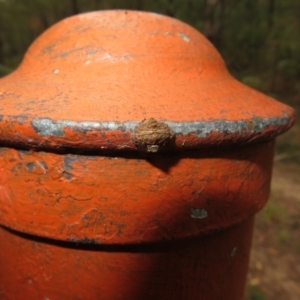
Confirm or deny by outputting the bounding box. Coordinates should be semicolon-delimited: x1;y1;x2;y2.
269;43;279;93
268;0;278;92
268;0;276;30
218;0;225;49
71;0;79;15
0;36;3;64
165;0;175;17
203;0;225;49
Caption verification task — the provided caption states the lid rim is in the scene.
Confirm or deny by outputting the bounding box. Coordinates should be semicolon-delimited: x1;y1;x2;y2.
0;112;294;152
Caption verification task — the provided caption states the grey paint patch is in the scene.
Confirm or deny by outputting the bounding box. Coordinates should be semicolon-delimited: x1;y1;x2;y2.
26;162;35;171
165;114;291;138
178;32;190;42
191;208;208;219
64;156;76;170
31;118;138;137
31;118;65;136
31;114;290;138
63;156;77;179
63;171;73;180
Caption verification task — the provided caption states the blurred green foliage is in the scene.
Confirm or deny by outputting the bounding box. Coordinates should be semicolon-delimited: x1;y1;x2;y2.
249;285;266;300
261;197;287;225
0;0;300;99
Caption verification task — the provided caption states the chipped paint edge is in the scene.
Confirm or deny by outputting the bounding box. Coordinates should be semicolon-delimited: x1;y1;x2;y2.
0;112;294;151
30;113;291;138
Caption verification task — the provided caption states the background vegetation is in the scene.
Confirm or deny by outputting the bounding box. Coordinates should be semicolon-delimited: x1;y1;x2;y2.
0;1;299;299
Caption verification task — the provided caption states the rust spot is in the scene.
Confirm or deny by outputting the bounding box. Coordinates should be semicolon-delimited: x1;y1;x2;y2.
134;118;174;153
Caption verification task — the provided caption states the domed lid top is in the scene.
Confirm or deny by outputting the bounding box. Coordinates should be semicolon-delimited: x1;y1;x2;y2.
0;10;295;152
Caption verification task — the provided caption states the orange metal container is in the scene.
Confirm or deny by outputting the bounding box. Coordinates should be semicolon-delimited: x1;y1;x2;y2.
0;10;295;300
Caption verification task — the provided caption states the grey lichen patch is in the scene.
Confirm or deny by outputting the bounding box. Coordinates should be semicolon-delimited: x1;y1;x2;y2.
28;113;292;151
31;118;65;137
63;156;77;171
26;162;35;172
31;118;138;137
63;171;73;180
165;113;291;137
191;208;208;219
30;114;290;138
178;32;190;42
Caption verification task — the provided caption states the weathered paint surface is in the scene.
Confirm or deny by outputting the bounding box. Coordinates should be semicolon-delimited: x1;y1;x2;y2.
0;218;254;300
0;141;274;244
0;113;293;152
0;10;295;300
0;11;295;152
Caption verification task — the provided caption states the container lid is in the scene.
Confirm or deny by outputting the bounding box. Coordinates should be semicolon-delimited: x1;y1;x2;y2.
0;10;295;152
